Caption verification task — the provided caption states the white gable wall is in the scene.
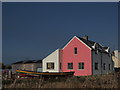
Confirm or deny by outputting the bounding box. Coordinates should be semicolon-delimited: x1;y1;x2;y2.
42;49;60;72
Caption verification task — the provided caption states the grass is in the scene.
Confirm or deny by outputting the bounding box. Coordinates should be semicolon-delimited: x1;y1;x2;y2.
2;72;120;88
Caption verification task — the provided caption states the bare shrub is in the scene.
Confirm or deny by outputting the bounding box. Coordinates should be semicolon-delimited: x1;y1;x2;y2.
2;72;119;88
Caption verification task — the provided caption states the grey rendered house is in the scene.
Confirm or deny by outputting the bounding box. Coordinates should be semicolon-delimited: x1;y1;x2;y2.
12;60;42;73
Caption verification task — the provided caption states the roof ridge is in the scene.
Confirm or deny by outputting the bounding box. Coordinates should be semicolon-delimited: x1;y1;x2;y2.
76;36;110;53
76;36;96;43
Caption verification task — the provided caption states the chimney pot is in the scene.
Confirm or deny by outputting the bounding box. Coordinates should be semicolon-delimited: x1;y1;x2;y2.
83;35;88;40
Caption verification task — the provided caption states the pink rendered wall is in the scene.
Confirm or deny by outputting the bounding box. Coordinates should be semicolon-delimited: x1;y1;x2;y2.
62;37;92;76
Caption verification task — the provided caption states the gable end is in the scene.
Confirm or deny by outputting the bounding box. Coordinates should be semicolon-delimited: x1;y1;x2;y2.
62;36;92;50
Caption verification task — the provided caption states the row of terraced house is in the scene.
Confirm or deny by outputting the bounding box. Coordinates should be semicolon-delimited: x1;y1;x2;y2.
12;36;120;76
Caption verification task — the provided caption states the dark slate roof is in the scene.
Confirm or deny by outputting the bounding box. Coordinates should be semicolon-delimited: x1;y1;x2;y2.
103;47;109;49
12;61;24;64
23;60;36;64
77;36;95;48
12;60;42;64
76;36;109;53
36;60;42;63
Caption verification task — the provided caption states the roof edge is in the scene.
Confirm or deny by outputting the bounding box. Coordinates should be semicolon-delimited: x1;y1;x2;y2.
62;36;92;50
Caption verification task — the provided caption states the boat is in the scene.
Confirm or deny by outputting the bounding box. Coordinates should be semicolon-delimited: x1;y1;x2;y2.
16;70;74;78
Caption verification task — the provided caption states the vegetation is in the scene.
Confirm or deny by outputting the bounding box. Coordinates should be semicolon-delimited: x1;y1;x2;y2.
2;72;120;88
1;63;12;69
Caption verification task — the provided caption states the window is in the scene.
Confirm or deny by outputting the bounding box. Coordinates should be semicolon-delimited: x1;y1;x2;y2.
74;47;77;54
68;63;73;69
95;63;99;70
36;67;42;72
78;62;84;69
47;63;54;69
109;64;111;70
103;63;106;70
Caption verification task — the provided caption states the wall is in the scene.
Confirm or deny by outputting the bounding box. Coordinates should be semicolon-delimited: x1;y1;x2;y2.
114;50;118;58
42;49;60;72
33;63;42;72
102;53;114;74
92;50;102;75
12;63;42;73
92;51;114;75
112;56;120;68
12;64;23;73
22;64;34;71
62;37;92;76
112;50;120;68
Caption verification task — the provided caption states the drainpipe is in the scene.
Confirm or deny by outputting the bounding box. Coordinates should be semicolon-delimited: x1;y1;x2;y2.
111;53;114;72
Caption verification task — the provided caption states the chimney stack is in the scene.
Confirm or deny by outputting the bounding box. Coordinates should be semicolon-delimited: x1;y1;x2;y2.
82;35;88;40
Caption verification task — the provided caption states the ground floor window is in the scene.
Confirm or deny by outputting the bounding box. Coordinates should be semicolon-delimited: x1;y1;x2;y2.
36;67;42;72
95;63;99;70
78;62;84;69
68;63;73;69
47;62;54;69
109;64;111;70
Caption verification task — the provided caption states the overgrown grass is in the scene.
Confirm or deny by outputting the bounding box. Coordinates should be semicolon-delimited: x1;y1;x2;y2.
2;72;119;88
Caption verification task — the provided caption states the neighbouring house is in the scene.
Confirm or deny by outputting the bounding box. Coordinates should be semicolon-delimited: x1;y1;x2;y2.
42;49;62;72
112;50;120;72
42;36;114;76
12;60;42;73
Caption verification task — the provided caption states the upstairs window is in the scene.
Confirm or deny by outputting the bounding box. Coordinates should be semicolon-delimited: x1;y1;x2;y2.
103;63;106;70
95;63;99;70
68;63;73;69
78;62;84;69
74;47;77;54
47;63;54;69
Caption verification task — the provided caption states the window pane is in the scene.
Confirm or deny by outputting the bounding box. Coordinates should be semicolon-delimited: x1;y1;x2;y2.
51;63;54;69
47;63;54;69
82;63;84;69
103;63;106;70
74;47;77;54
68;63;73;69
78;62;84;69
95;63;98;70
109;64;111;70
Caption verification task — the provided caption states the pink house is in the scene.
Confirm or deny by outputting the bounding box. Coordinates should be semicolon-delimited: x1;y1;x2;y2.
43;36;114;76
62;36;92;76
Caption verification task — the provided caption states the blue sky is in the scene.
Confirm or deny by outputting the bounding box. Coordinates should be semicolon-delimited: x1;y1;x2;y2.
0;2;2;63
3;2;118;65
